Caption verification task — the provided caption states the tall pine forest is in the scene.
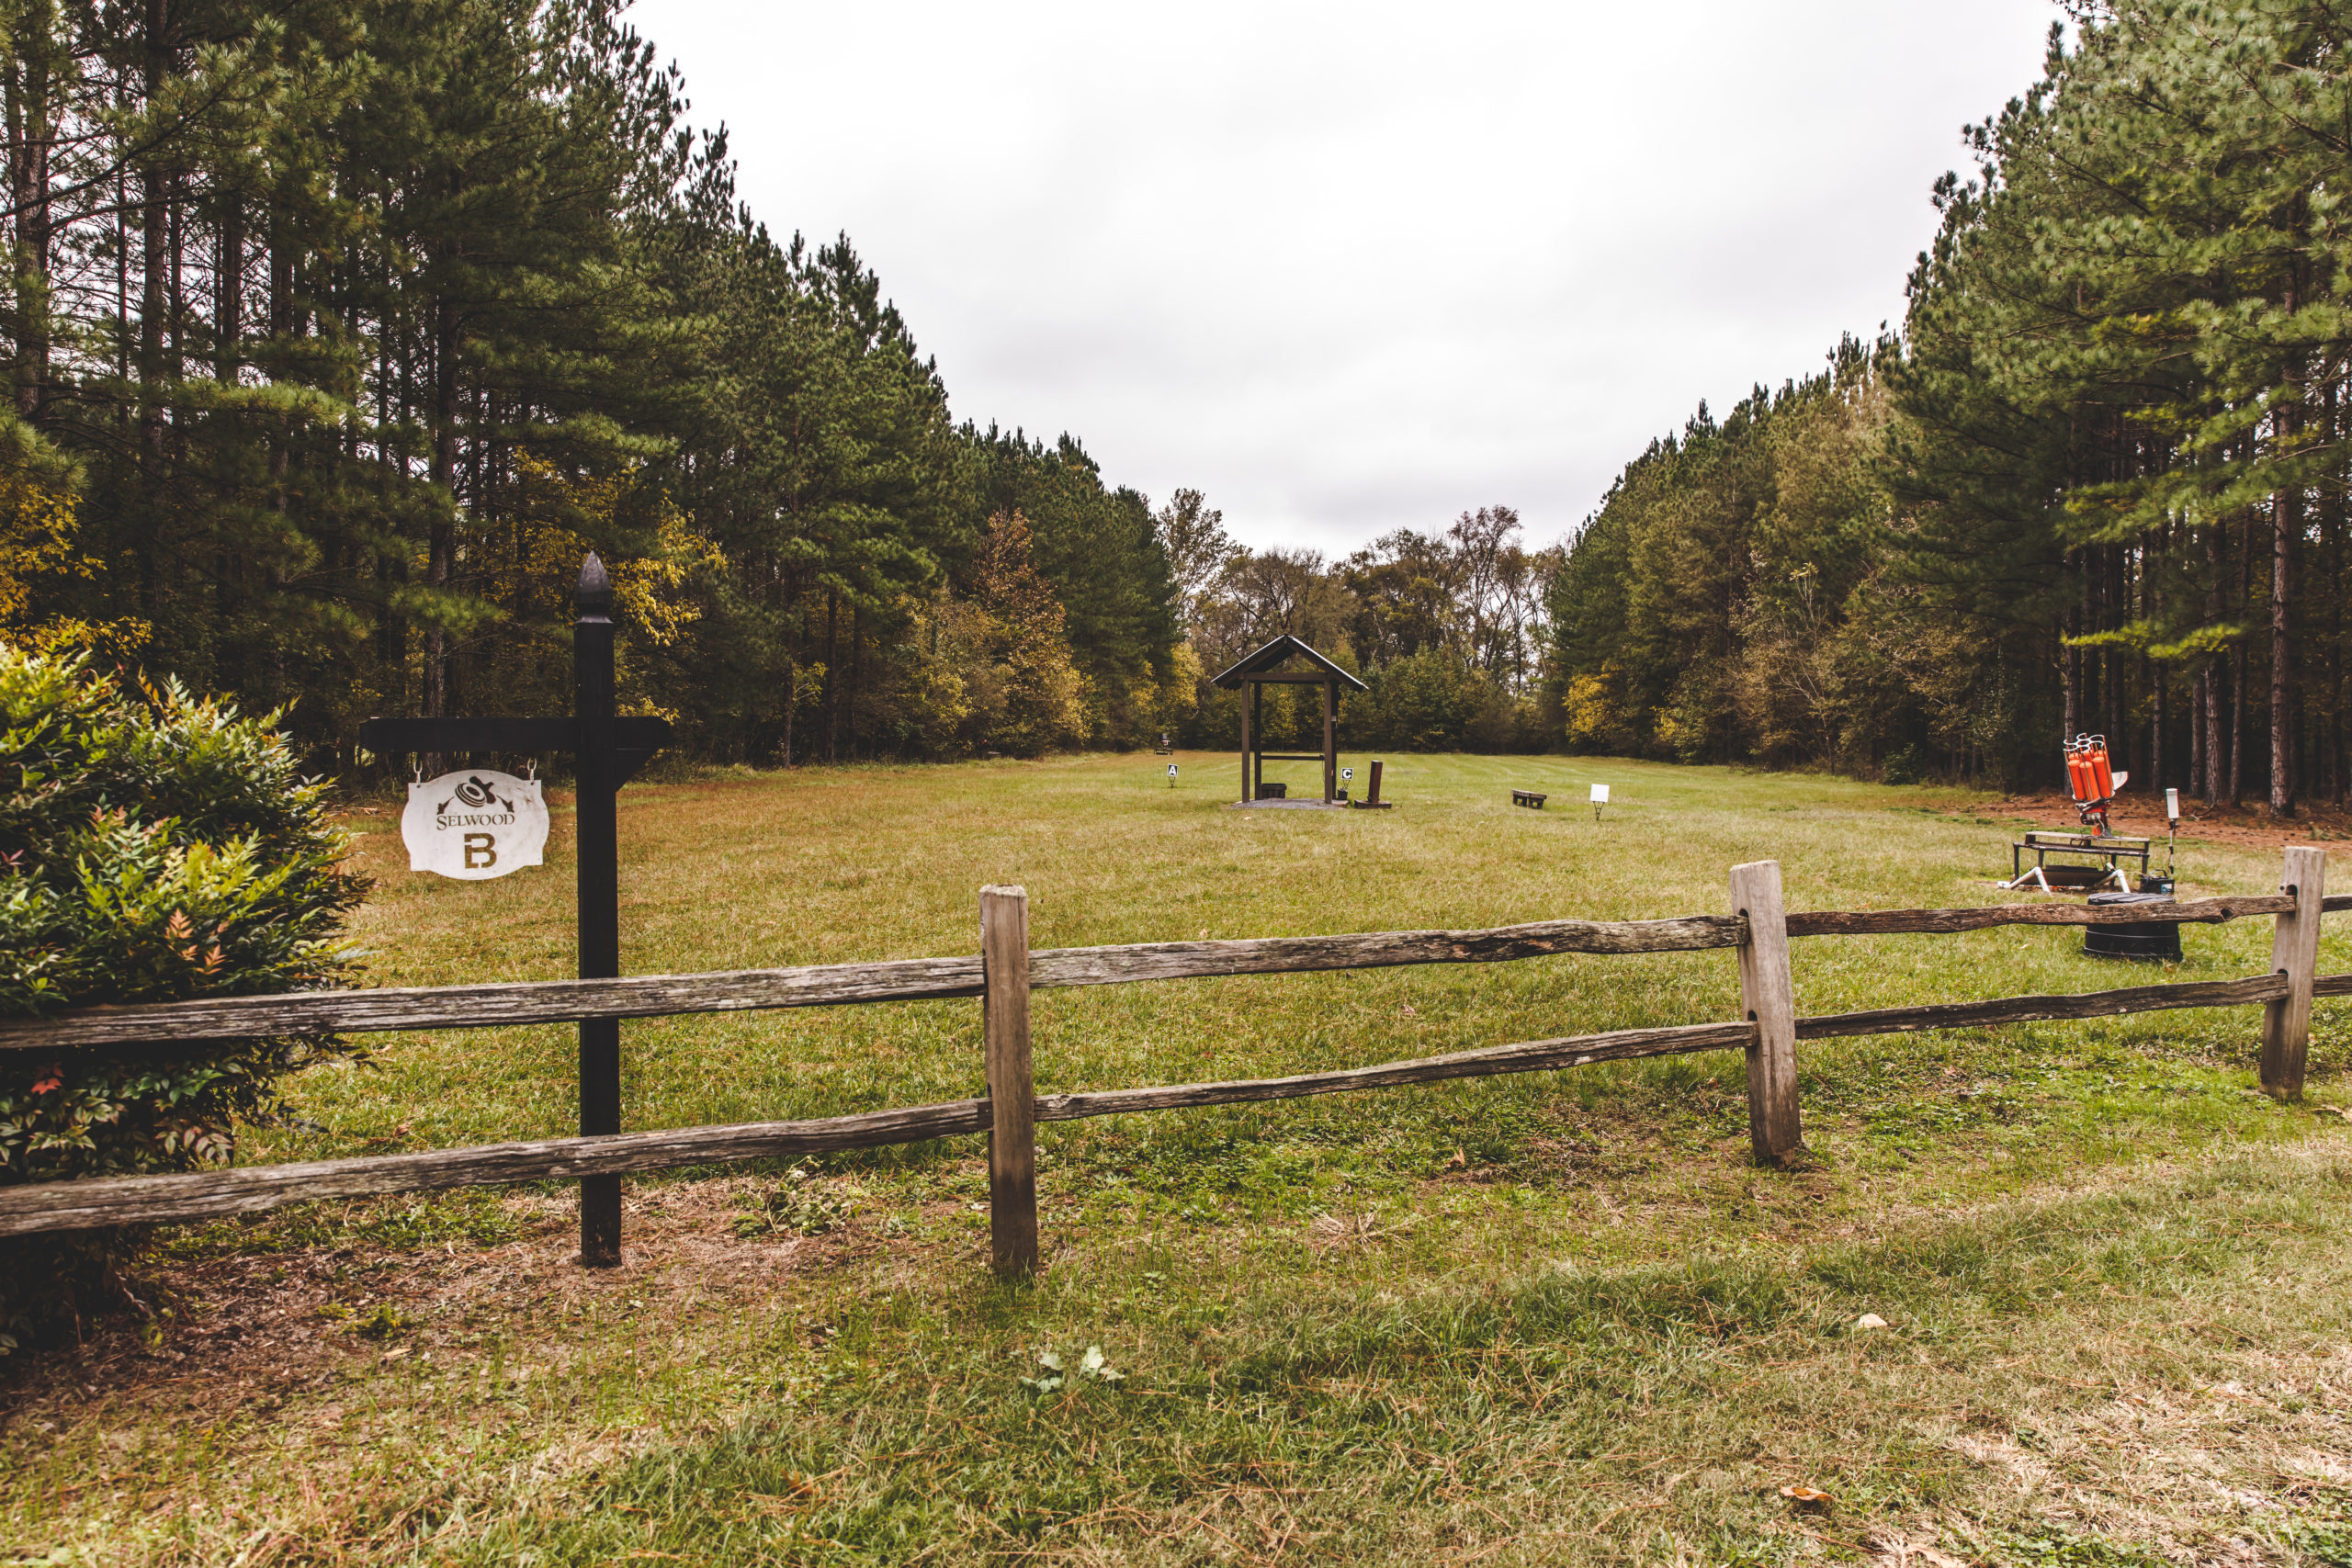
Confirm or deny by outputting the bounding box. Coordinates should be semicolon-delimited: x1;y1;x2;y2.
0;0;1188;768
1554;3;2352;813
8;0;2352;806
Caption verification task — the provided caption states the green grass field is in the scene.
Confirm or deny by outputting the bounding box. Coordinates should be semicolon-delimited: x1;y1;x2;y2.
4;753;2349;1566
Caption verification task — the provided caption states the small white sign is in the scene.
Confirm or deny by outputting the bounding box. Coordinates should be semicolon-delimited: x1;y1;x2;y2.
1167;763;1179;776
1589;783;1611;805
2165;786;2180;821
401;769;549;881
1341;767;1354;782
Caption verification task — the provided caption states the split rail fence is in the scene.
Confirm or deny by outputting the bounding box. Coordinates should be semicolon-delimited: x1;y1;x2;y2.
0;851;2344;1279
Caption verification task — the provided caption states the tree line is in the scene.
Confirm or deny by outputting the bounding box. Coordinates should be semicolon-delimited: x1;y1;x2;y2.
1163;493;1561;753
0;0;1183;767
1549;1;2352;812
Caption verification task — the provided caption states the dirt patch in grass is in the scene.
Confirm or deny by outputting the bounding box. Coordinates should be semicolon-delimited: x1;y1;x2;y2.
0;1172;969;1440
1969;793;2352;852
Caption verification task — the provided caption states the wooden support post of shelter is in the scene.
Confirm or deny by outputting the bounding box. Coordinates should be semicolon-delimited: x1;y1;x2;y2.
1209;635;1368;804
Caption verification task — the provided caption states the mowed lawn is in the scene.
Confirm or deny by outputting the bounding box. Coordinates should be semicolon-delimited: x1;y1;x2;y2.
5;752;2351;1567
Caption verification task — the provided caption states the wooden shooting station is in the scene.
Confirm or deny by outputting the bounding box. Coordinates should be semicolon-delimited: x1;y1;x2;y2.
1211;635;1367;805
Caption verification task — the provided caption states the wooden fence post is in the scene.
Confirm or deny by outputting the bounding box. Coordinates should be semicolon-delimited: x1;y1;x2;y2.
2260;845;2326;1100
1731;860;1804;1167
981;885;1038;1279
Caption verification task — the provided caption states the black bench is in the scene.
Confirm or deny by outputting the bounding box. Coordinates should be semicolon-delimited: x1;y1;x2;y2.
1510;789;1546;809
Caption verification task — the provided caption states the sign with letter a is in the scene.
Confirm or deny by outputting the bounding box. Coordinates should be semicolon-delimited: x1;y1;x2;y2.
401;770;550;880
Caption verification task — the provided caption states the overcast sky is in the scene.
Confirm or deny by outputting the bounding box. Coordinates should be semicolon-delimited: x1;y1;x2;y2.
628;0;2062;556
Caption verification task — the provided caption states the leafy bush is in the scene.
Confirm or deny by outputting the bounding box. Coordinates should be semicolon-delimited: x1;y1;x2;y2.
1880;743;1926;785
1360;649;1507;751
0;647;368;1351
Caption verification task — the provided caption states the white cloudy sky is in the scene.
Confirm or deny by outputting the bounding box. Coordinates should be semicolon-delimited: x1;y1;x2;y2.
627;0;2062;555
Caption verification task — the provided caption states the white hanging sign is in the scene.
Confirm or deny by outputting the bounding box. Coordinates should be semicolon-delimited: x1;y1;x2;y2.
1589;783;1611;805
1341;767;1354;781
401;770;549;881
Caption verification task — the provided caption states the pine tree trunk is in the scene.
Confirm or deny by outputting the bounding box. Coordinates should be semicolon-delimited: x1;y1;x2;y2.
2190;666;2203;795
2272;489;2298;817
2062;594;2081;741
2270;262;2302;818
848;604;864;761
213;195;241;382
138;0;170;466
7;1;55;421
2146;529;2164;790
423;294;458;753
2204;519;2226;803
781;658;797;768
2230;646;2246;806
2104;547;2123;748
823;590;838;764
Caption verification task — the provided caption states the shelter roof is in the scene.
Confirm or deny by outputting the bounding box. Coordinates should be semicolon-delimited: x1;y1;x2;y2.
1208;635;1368;692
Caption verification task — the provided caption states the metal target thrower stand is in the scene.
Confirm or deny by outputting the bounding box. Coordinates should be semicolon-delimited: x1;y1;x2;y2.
2003;732;2150;894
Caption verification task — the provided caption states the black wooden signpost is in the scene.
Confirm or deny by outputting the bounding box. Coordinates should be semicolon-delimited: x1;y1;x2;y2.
358;555;671;1267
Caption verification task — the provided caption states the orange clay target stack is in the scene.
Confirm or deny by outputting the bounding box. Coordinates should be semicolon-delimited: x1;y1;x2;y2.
2064;733;2127;837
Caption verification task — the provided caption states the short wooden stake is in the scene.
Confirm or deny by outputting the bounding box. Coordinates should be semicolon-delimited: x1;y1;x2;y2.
980;885;1038;1279
1731;860;1804;1166
2260;845;2326;1100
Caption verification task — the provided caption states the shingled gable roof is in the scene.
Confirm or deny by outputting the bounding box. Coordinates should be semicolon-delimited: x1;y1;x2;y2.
1208;635;1368;692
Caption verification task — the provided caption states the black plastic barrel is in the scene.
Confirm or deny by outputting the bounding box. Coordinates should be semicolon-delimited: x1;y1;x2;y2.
2083;890;2182;962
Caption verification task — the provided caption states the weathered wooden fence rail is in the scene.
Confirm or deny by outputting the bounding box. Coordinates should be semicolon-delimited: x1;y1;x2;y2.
0;852;2341;1279
1;898;2320;1055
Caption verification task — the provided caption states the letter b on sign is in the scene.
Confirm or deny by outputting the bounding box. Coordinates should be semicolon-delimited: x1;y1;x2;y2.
463;833;499;871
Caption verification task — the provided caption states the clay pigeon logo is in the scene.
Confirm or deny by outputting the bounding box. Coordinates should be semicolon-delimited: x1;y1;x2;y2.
439;775;512;813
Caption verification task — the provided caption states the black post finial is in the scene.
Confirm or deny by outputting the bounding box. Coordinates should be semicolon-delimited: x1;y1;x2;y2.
577;552;614;616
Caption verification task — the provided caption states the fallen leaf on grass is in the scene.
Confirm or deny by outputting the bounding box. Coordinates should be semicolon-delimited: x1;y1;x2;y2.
1021;1345;1125;1393
1780;1483;1834;1513
1855;1313;1890;1330
1019;1350;1065;1394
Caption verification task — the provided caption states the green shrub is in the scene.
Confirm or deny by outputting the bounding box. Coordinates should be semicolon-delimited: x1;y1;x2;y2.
0;647;368;1351
1360;649;1498;750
